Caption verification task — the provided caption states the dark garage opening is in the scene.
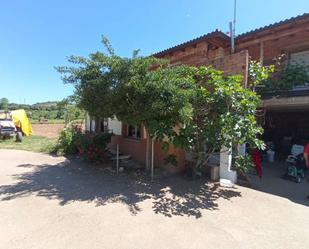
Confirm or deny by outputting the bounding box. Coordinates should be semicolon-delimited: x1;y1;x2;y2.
262;110;309;160
247;107;309;205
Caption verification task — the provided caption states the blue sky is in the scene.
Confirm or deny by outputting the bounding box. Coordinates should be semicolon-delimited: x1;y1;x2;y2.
0;0;308;104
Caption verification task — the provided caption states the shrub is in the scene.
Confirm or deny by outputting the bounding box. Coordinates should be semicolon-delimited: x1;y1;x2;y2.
232;154;254;175
55;124;112;162
74;132;112;162
164;154;178;167
277;64;309;90
252;54;309;93
55;125;78;155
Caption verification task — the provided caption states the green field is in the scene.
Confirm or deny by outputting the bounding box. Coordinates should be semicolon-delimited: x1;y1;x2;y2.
0;135;56;153
30;119;65;124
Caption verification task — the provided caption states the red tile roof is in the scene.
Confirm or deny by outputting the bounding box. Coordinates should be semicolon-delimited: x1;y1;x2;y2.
153;30;229;57
236;12;309;41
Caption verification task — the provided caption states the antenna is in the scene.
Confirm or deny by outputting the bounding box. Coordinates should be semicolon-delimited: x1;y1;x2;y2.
233;0;237;36
230;0;237;53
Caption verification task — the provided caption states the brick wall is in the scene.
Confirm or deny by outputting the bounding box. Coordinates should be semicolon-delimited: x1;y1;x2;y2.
198;50;249;82
162;41;230;66
237;22;309;65
162;47;249;85
109;135;186;173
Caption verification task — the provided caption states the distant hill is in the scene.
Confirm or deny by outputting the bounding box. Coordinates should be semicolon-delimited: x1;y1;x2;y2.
1;98;84;123
8;101;60;111
32;101;59;108
7;101;64;121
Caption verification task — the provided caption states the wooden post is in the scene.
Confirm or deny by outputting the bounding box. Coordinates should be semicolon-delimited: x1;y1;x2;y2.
145;132;150;171
151;139;154;182
260;41;264;65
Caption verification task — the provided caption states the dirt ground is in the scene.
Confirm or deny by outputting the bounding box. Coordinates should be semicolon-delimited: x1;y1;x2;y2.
0;149;309;249
31;123;64;138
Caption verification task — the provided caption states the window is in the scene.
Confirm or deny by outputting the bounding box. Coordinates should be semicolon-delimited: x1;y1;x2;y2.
127;125;141;139
289;50;309;88
99;119;108;133
290;50;309;71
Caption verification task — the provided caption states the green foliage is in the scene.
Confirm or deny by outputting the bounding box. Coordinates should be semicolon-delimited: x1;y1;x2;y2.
1;99;84;123
248;60;275;89
55;125;77;155
75;132;112;161
56;38;193;168
55;124;112;161
172;67;264;170
57;37;266;173
232;154;254;174
280;64;309;88
164;154;178;167
114;64;194;144
251;56;309;93
262;64;309;92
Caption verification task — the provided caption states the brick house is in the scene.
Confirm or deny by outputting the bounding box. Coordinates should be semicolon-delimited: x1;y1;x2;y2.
86;13;309;181
234;13;309;158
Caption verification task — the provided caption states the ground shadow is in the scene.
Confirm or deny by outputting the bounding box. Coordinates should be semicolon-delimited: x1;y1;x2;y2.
249;162;309;207
0;159;241;218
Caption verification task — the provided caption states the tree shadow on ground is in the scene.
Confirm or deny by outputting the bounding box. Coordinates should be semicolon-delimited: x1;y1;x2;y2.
0;159;241;218
249;162;309;207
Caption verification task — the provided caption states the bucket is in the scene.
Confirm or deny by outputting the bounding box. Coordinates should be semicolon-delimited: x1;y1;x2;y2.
267;150;275;163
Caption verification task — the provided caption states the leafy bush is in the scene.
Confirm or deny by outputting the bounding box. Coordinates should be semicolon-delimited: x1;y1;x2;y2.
164;154;178;167
251;54;309;93
54;125;78;155
276;64;309;90
74;132;112;162
248;60;275;89
55;125;112;162
232;154;254;174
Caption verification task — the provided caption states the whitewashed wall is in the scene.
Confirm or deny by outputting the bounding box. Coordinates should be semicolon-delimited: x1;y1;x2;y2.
85;114;122;135
85;114;91;131
108;117;122;135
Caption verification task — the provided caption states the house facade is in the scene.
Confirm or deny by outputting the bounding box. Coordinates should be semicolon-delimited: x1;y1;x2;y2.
234;13;309;159
86;13;309;178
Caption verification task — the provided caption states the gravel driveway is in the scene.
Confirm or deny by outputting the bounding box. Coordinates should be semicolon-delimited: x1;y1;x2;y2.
0;149;308;249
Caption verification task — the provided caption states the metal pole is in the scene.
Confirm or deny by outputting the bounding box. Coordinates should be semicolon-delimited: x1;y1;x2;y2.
116;144;119;175
230;0;237;54
151;139;154;182
229;21;234;53
233;0;237;36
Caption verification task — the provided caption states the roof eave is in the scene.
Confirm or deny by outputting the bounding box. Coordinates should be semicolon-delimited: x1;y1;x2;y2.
153;31;230;58
236;12;309;43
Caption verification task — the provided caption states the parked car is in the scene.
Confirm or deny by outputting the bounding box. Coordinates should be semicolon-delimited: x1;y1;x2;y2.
0;110;17;139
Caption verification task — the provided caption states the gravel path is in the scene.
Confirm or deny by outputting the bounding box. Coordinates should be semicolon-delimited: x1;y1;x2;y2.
0;149;308;249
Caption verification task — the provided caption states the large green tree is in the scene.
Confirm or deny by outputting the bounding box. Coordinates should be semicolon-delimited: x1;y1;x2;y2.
57;37;266;175
57;38;194;170
171;67;264;172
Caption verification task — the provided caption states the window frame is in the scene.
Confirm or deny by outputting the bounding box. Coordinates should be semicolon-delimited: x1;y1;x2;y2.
127;124;142;140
